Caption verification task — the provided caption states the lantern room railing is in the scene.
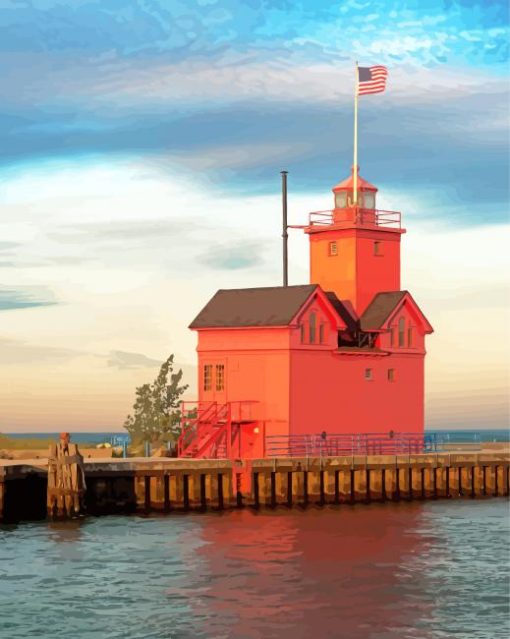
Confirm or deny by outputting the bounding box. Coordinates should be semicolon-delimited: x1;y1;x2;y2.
308;208;401;229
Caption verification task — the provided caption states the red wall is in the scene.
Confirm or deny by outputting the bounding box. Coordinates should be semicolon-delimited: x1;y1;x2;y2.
196;328;292;438
289;348;424;435
309;227;403;315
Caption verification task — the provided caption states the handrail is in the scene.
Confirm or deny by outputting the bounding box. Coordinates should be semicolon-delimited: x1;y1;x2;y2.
264;432;442;457
308;208;401;229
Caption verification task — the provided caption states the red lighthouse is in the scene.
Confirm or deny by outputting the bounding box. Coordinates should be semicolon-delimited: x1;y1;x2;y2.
178;167;433;459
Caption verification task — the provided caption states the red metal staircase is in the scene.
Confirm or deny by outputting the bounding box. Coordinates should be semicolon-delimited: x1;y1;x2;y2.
177;401;257;459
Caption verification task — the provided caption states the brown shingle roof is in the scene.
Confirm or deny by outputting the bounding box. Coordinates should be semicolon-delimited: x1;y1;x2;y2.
189;285;318;329
360;291;407;330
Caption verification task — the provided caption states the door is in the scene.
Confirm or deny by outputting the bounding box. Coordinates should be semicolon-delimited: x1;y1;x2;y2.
200;360;227;404
238;423;264;458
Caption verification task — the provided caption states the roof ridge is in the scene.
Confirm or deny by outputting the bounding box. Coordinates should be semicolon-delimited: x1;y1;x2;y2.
215;284;317;293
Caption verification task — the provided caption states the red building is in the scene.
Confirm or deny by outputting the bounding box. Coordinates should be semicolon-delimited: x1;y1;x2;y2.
178;167;433;459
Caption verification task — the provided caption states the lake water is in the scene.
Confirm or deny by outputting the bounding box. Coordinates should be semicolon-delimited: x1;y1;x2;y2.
5;429;510;444
0;500;508;639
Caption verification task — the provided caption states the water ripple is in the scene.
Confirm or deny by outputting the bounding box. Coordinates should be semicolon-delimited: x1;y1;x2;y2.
0;501;508;639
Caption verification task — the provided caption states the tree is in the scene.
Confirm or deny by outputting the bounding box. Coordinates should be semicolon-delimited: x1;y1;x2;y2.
123;355;189;444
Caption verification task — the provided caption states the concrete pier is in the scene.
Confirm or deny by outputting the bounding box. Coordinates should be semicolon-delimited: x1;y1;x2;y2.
0;452;509;522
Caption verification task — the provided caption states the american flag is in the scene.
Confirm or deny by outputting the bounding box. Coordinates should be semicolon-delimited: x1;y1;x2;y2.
357;65;388;96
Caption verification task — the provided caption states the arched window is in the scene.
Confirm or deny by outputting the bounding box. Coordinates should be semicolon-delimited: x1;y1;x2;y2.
309;312;317;343
398;317;405;347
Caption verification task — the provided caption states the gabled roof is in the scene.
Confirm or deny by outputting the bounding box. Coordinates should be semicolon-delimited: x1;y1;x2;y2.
360;290;433;333
189;285;319;329
360;291;407;330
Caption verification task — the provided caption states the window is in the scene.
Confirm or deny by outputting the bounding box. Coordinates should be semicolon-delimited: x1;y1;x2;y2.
319;324;325;344
374;241;382;256
408;327;413;347
300;323;306;344
364;192;375;209
335;191;347;208
309;312;317;343
203;364;212;392
364;368;373;381
387;368;395;382
328;241;338;256
398;317;405;347
215;364;225;392
390;327;395;347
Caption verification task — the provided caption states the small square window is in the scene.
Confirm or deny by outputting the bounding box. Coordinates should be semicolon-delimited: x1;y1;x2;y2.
328;241;338;256
388;368;395;382
364;368;373;381
374;241;382;256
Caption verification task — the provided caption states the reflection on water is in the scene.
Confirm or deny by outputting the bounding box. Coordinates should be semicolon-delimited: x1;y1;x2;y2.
0;500;508;639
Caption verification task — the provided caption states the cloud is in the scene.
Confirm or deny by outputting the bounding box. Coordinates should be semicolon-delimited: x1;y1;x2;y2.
0;286;57;311
0;337;79;365
198;241;266;270
50;218;210;244
107;350;162;370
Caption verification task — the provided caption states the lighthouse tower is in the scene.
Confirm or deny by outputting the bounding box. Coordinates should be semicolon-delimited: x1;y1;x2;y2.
307;166;404;315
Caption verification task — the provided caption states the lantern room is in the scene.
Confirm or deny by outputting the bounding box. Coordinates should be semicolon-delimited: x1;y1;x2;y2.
333;165;377;210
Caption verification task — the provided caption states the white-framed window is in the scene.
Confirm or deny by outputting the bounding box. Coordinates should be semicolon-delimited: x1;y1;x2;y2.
328;241;338;256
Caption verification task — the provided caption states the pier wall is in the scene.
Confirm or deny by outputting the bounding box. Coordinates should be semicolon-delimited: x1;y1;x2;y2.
1;453;509;522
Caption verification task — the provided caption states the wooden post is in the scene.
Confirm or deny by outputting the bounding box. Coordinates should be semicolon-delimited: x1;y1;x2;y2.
47;435;86;518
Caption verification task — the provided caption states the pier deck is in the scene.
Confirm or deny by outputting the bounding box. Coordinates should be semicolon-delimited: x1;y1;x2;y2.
1;452;509;522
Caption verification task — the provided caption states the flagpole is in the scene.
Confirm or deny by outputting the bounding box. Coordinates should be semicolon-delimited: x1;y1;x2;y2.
353;60;358;205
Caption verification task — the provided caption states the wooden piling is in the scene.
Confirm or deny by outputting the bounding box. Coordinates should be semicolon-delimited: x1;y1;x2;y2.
47;438;86;518
0;451;507;521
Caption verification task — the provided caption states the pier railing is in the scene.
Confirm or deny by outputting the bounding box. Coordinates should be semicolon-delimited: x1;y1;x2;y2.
265;433;444;458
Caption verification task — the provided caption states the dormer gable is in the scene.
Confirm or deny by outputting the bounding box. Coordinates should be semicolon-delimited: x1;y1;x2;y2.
360;291;433;353
360;291;432;332
292;287;347;348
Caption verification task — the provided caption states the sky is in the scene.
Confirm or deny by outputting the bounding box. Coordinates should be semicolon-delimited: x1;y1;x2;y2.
0;0;508;432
